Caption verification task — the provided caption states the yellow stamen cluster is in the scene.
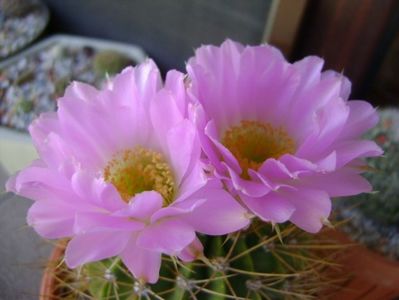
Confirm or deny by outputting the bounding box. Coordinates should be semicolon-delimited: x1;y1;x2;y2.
103;146;175;205
222;120;296;178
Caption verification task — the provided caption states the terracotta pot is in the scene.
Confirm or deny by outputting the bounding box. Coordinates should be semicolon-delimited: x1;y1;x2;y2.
326;229;399;300
39;243;65;300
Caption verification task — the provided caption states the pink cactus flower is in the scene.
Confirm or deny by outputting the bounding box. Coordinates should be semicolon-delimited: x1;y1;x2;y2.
187;40;383;233
6;60;250;283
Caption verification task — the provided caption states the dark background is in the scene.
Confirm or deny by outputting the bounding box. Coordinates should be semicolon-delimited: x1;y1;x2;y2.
40;0;399;105
42;0;273;72
294;0;399;106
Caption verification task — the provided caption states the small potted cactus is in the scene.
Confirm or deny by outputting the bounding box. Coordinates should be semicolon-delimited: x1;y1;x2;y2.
6;40;382;300
332;108;399;299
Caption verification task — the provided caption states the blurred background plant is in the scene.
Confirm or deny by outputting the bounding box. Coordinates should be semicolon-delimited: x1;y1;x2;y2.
335;108;399;260
0;0;49;59
0;37;138;131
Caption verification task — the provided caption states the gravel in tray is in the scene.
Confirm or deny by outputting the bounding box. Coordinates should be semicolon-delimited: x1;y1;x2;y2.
0;43;134;131
0;0;49;59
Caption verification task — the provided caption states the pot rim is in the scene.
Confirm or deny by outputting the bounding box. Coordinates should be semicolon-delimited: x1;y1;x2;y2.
39;242;66;300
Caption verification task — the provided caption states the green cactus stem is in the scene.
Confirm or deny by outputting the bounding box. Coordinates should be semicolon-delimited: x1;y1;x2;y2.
44;222;345;299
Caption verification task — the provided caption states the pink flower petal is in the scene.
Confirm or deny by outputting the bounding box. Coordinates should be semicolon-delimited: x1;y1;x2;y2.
175;161;207;202
57;94;112;168
29;112;70;168
16;162;70;193
191;104;225;173
164;70;187;116
248;169;291;192
121;235;162;284
253;160;297;192
123;59;162;102
300;168;372;197
7;161;72;202
241;193;295;223
151;198;205;223
335;140;383;168
340;100;379;139
57;63;161;169
286;188;331;233
292;56;324;92
65;231;131;268
183;187;250;235
241;47;296;125
97;183;127;212
114;191;163;221
63;81;99;101
5;173;17;194
279;154;317;174
224;162;270;197
110;61;161;105
297;97;349;158
258;159;293;181
74;212;144;233
150;89;184;146
166;120;200;185
321;70;352;100
71;171;125;211
178;237;204;262
187;40;244;129
205;120;242;174
104;65;160;148
27;200;75;239
137;219;195;254
288;76;342;143
314;151;337;172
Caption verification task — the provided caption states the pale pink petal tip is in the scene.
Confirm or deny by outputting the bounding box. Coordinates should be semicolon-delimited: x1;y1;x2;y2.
121;236;162;284
178;237;204;262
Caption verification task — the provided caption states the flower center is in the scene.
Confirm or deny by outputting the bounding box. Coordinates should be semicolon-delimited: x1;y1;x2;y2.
103;146;175;205
222;120;296;178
